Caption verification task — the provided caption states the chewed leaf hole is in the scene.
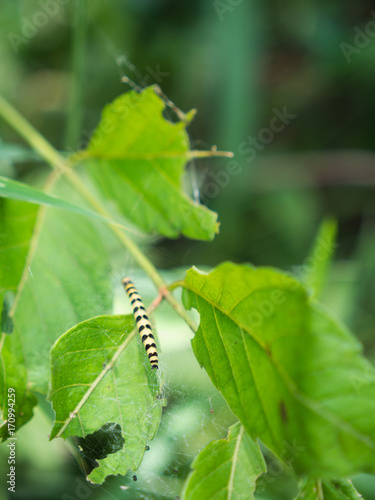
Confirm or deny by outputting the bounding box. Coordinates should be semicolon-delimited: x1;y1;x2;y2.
76;422;125;471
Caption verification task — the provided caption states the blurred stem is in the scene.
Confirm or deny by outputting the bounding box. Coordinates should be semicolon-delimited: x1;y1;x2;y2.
64;0;87;149
0;95;197;333
213;1;262;152
63;169;197;332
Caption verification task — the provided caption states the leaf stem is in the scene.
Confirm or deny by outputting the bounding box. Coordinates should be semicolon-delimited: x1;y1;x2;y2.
69;148;234;164
168;280;185;292
0;95;197;333
316;480;324;500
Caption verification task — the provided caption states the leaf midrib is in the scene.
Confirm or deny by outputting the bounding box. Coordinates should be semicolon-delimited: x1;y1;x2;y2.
84;151;191;160
52;319;138;439
227;425;244;499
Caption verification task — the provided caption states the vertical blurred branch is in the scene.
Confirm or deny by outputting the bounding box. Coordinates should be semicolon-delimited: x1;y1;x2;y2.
64;0;88;150
214;0;263;154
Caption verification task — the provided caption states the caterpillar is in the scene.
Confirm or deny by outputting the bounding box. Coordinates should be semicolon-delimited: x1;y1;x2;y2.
122;278;158;369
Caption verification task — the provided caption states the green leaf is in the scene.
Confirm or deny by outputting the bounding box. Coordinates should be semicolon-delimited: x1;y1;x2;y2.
13;177;113;393
49;315;164;484
0;175;122;227
182;262;375;477
295;479;363;499
0;198;38;439
301;219;337;299
81;86;218;241
181;422;266;500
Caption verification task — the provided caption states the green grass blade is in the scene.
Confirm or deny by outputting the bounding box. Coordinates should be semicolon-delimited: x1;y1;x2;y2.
0;175;125;227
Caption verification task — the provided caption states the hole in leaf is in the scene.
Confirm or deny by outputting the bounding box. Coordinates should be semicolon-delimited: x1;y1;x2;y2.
76;422;125;472
161;106;179;123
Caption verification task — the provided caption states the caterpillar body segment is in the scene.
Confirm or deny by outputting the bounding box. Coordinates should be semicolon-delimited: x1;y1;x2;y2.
122;278;158;369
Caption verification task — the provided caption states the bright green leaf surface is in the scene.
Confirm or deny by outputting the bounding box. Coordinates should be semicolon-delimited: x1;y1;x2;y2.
182;262;375;477
14;178;112;393
0;198;38;439
49;315;164;484
81;86;218;241
181;421;266;500
295;479;363;499
0;175;123;226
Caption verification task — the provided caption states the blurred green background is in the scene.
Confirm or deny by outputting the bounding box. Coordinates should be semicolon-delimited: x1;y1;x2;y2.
1;1;375;498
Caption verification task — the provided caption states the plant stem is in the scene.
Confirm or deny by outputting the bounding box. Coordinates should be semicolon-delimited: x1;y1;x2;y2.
63;168;197;332
0;95;197;333
69;148;234;164
64;0;87;149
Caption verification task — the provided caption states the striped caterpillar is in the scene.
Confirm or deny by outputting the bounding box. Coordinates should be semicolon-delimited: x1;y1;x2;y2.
122;278;158;369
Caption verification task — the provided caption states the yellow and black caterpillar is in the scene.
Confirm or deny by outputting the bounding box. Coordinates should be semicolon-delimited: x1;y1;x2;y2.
122;278;158;369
